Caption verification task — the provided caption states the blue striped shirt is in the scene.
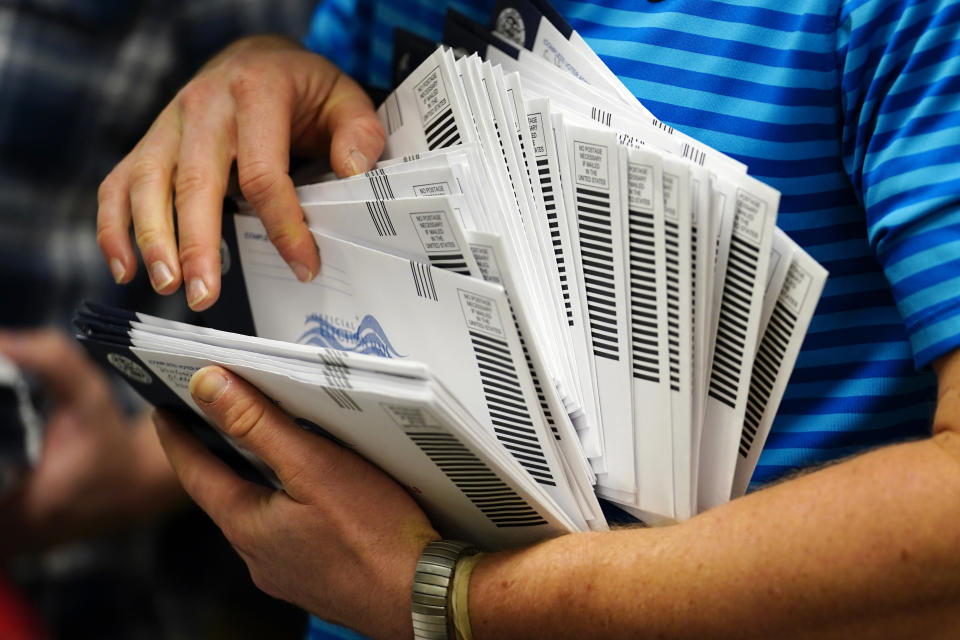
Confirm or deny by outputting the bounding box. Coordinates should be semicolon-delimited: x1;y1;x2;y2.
303;1;960;638
305;0;959;492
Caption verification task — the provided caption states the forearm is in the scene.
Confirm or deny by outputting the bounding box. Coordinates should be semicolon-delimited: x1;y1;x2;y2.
469;432;960;639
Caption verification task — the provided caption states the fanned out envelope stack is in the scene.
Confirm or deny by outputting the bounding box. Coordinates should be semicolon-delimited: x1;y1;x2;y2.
76;0;827;545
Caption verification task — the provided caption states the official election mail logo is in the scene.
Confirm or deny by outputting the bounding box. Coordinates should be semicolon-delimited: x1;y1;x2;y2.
107;353;152;385
297;314;404;359
495;7;525;46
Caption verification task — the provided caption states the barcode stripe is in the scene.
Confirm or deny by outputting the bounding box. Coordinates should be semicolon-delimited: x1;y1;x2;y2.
739;299;798;457
664;219;681;392
629;206;660;382
535;158;572;324
708;231;760;409
575;187;619;362
365;200;397;236
469;333;555;486
408;432;547;527
426;252;469;275
323;388;361;412
410;261;438;302
424;109;455;140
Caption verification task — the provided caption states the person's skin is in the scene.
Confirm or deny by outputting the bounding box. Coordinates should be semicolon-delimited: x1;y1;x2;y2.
0;331;187;557
96;35;386;312
154;351;960;639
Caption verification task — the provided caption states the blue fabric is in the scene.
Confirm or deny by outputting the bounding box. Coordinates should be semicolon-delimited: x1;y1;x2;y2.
303;1;960;638
305;0;959;490
307;615;370;639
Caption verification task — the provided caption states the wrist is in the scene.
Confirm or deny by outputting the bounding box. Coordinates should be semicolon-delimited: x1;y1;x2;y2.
411;540;480;640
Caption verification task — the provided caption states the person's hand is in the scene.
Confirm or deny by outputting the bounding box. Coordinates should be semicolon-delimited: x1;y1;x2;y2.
96;35;386;311
0;330;186;556
154;366;439;639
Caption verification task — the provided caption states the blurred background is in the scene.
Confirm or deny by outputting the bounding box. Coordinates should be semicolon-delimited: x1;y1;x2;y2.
0;1;321;637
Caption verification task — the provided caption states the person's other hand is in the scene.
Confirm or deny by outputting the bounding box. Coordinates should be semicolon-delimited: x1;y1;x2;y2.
0;330;186;556
96;35;385;311
154;366;438;639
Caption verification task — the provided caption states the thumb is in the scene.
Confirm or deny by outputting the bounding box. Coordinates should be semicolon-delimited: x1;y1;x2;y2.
323;73;386;177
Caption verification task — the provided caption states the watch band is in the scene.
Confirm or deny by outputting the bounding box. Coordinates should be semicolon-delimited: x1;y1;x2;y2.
411;540;477;640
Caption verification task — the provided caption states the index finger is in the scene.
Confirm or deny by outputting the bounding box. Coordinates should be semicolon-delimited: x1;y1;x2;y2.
232;70;319;283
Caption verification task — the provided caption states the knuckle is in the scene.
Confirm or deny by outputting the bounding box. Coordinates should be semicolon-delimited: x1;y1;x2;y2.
97;172;123;207
174;166;220;204
96;224;118;255
354;116;387;147
86;375;113;408
246;567;279;600
41;330;73;358
176;80;215;117
129;157;170;191
133;225;169;252
177;241;208;271
227;65;267;102
222;518;254;553
222;394;268;441
238;161;290;209
265;223;303;253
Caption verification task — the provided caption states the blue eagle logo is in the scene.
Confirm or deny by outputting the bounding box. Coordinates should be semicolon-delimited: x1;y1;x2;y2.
297;314;405;359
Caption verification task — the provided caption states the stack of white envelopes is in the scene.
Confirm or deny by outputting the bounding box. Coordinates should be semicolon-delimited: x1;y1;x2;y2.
77;0;828;543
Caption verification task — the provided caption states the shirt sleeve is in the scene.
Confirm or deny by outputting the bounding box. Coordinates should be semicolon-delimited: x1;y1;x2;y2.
304;0;373;84
303;0;493;90
837;0;960;368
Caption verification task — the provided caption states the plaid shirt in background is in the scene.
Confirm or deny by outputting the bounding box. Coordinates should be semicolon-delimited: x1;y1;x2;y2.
0;2;319;638
0;0;316;329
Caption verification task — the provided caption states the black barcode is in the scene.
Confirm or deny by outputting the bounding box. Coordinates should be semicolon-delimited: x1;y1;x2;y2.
590;106;613;127
469;330;556;486
652;118;675;135
492;119;522;215
576;187;620;361
323;387;361;412
318;351;351;388
708;235;760;409
628;209;660;383
664;219;681;392
618;132;642;149
739;301;797;457
407;432;548;528
537;158;572;324
366;168;395;201
365;200;396;236
426;253;471;275
681;143;707;167
691;223;698;344
512;310;560;441
402;153;421;162
410;261;438;302
424;107;460;150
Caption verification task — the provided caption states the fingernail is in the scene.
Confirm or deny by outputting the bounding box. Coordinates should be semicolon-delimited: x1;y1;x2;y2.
190;368;228;404
109;258;126;283
290;261;314;282
347;149;369;176
186;277;210;308
149;261;175;291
